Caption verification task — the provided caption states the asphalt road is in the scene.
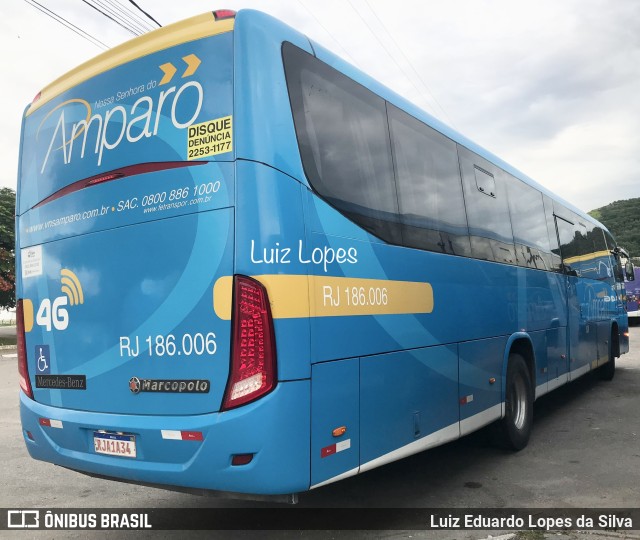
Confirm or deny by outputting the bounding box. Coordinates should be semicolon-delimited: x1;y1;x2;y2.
1;327;639;538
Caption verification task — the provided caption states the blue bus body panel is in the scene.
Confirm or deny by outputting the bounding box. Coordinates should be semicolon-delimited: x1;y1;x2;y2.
233;10;312;186
20;208;233;415
310;359;359;487
459;338;505;428
18;32;234;216
233;160;311;381
21;380;311;495
360;346;459;466
17;26;238;415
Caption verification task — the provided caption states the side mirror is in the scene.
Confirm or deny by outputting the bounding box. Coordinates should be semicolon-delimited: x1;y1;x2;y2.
625;261;635;282
613;247;634;282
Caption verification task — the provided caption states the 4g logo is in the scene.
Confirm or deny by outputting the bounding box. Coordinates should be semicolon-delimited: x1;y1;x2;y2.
26;269;84;333
36;297;69;331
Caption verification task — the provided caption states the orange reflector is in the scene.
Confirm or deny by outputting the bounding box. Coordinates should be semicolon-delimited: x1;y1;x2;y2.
332;426;347;437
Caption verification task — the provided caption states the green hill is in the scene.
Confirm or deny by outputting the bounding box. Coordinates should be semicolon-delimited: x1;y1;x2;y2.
589;197;640;258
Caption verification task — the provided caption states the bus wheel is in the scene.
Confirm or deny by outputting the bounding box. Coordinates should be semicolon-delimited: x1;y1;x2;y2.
499;353;533;451
599;332;617;381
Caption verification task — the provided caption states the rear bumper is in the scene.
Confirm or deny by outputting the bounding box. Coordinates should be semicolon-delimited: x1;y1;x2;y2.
20;380;311;496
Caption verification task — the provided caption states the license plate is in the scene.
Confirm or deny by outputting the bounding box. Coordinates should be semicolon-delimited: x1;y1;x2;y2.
93;431;137;458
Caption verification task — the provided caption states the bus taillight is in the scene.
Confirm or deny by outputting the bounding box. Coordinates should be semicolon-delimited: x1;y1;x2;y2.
17;299;34;400
222;276;277;410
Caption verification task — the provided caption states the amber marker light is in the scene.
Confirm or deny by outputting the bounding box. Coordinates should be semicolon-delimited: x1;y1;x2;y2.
332;426;347;437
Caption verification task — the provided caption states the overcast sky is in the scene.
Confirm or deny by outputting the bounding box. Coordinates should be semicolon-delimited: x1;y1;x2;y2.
2;0;639;212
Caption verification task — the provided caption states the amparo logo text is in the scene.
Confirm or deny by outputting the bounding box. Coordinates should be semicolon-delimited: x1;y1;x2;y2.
38;79;203;173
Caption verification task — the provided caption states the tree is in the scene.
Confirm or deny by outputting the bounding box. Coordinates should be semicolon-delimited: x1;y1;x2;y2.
589;198;640;258
0;187;16;310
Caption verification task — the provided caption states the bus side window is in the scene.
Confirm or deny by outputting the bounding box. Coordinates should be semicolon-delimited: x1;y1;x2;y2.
555;211;591;277
387;103;470;257
506;175;552;270
544;195;563;272
457;146;516;265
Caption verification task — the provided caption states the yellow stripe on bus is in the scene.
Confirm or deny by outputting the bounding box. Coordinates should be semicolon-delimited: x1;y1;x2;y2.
27;13;234;116
213;275;434;320
563;250;611;265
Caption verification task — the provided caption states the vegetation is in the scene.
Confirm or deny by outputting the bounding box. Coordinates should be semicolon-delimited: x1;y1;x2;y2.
0;187;15;310
589;197;640;258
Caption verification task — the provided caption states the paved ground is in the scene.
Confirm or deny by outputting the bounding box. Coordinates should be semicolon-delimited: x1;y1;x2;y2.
1;326;639;538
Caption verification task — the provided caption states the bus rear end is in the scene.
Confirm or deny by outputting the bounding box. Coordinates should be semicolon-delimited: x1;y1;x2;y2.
16;11;309;499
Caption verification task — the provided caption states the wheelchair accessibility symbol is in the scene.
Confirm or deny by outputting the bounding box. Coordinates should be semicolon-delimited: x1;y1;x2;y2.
35;345;50;374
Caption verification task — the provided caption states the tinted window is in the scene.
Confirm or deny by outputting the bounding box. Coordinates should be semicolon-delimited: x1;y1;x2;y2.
603;229;624;282
506;176;552;270
283;43;400;244
555;211;612;280
575;222;613;281
592;226;614;282
388;104;470;256
556;214;577;274
544;195;563;272
458;146;516;264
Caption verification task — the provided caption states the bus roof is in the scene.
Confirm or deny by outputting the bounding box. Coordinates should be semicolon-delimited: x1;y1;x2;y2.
26;12;233;117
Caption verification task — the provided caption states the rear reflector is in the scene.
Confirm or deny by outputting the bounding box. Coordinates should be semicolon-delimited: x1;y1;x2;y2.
222;276;277;410
161;430;204;441
39;418;63;429
231;453;254;466
16;300;33;400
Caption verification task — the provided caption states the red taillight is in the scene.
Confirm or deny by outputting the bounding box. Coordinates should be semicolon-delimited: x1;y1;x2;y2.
213;9;236;20
86;172;124;186
16;300;33;400
222;276;276;410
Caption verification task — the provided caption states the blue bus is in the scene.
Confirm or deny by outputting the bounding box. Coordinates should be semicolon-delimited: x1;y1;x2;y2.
16;9;633;501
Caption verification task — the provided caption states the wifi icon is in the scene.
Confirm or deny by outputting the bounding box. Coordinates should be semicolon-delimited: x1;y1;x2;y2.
60;269;84;306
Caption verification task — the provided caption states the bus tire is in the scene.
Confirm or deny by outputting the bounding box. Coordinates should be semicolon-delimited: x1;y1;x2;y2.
599;332;617;381
499;353;533;451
